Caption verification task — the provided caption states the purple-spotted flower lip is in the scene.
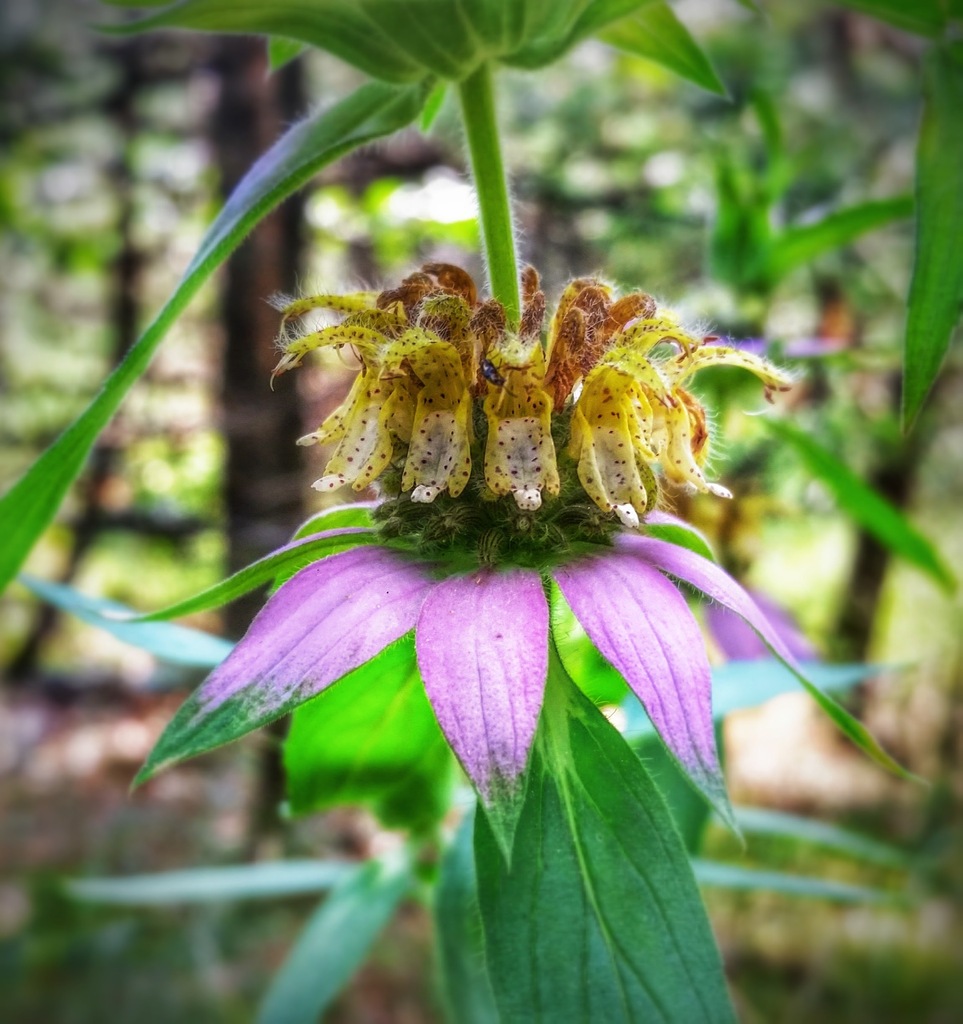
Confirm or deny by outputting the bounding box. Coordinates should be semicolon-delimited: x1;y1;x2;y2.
184;515;801;833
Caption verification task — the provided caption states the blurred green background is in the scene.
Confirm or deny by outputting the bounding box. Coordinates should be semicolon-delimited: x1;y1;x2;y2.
1;1;961;1021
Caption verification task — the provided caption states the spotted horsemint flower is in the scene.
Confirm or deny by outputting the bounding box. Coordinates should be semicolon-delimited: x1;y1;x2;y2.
142;264;801;832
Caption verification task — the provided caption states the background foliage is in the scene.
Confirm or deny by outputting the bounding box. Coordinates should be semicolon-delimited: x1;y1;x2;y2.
1;0;961;1021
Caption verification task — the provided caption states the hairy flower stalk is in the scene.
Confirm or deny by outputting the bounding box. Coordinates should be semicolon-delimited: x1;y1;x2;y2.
144;262;802;842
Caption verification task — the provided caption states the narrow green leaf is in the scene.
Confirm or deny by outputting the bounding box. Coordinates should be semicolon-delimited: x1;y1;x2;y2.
18;574;233;668
731;806;910;868
257;855;411;1024
692;859;900;904
768;194;913;280
620;660;883;739
600;3;727;96
904;43;963;427
832;0;946;37
419;80;448;131
67;861;351;905
135;632;415;786
267;36;307;72
284;638;454;830
0;81;427;597
792;668;921;782
713;660;878;719
129;529;374;623
763;418;954;591
475;658;737;1024
435;807;499;1024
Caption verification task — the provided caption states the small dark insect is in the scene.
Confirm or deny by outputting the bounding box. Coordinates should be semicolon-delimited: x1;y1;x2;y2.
480;358;506;387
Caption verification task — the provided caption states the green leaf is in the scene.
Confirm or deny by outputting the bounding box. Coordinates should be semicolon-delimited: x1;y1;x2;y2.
763;418;955;591
644;520;717;562
0;80;427;597
731;806;910;868
768;194;913;280
600;3;727;96
419;80;448;132
549;581;628;704
832;0;947;37
135;633;415;785
284;637;454;830
503;0;651;69
691;859;900;904
621;660;884;739
435;808;499;1024
130;529;374;623
18;574;233;668
67;860;351;905
635;730;715;852
267;36;308;72
257;855;411;1024
101;1;431;83
904;43;963;427
474;656;737;1024
292;503;376;539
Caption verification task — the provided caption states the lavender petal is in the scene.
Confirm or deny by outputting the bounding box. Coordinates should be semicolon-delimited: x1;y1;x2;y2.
621;535;800;666
198;545;434;716
553;553;731;823
415;568;548;803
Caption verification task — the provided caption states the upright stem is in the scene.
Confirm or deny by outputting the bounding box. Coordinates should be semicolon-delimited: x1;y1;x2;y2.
458;62;520;327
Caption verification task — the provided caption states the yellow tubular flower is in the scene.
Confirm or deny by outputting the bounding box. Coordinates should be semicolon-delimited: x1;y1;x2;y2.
312;365;406;494
393;329;474;503
483;335;559;511
568;366;657;528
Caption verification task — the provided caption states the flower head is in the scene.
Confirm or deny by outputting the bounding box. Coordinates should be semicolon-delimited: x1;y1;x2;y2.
145;265;805;844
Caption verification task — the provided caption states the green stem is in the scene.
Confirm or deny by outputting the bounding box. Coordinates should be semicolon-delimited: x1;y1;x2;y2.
458;62;520;327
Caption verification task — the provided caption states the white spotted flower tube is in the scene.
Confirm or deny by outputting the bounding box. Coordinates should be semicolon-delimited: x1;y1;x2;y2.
137;265;902;837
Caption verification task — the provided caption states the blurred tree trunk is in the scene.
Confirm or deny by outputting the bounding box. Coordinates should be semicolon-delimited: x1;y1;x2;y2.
209;39;307;851
6;39;147;686
210;39;307;637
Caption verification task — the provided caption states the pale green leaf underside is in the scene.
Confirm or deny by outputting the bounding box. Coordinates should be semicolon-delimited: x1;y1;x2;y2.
68;860;352;905
18;574;233;667
692;859;902;904
731;806;910;868
256;855;411;1024
0;81;426;597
